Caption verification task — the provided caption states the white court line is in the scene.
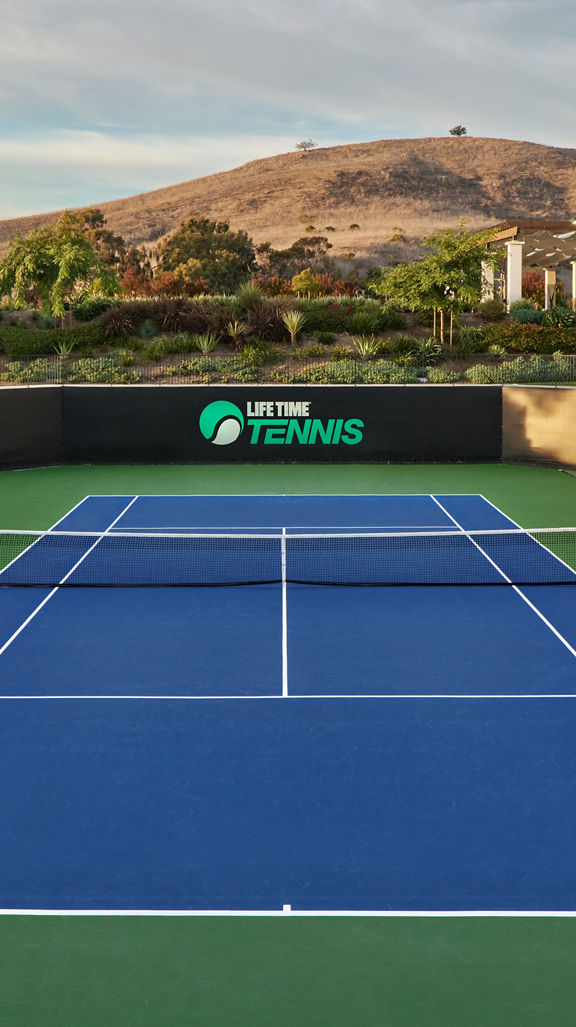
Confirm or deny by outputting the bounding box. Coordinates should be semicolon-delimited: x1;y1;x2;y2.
479;493;576;579
1;693;575;700
0;497;139;658
0;907;574;917
0;495;92;577
281;527;288;697
88;492;482;498
431;496;576;663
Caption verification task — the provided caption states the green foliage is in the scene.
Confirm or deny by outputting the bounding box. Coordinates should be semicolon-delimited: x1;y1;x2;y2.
330;346;355;361
244;299;294;341
0;211;111;317
374;223;499;316
465;355;576;384
476;298;506;321
457;325;485;346
426;367;462;383
541;306;576;328
281;309;307;343
508;307;543;325
508;297;536;311
487;344;506;359
67;356;141;383
351;334;381;359
316;331;336;345
410;337;444;365
0;324;104;356
0;358;62;383
483;323;576;354
235;283;265;313
157;218;256;292
348;311;378;334
292;268;323;297
192;331;219;354
73;297;119;321
138;318;158;338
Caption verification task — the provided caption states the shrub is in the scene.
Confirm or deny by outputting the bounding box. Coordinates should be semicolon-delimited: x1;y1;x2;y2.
542;306;576;328
0;358;61;383
409;337;444;365
244;299;294;341
508;308;543;325
351;334;381;359
67;356;141;384
330;345;354;361
426;367;462;383
0;324;104;356
477;298;506;321
348;311;378;334
282;310;307;344
192;331;219;354
384;310;407;330
464;355;576;384
415;309;434;327
483;323;576;354
235;283;265;312
508;297;537;311
457;325;486;352
73;297;119;321
316;331;336;345
391;334;418;355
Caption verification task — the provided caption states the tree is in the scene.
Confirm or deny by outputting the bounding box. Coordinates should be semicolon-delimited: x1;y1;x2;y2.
0;211;115;321
373;222;499;347
254;236;334;279
449;125;467;136
292;268;323;297
295;140;317;152
157;217;255;292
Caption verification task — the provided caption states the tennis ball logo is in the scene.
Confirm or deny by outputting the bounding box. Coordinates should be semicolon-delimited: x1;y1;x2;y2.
199;401;244;445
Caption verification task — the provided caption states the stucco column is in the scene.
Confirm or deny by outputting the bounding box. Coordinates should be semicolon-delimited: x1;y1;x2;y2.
544;269;557;309
481;262;495;301
505;241;524;308
571;261;576;311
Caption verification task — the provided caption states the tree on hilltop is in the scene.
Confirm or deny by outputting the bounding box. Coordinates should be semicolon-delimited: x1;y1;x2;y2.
449;125;468;136
295;140;317;152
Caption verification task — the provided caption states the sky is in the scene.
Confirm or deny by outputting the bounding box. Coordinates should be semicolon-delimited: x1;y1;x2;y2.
1;0;575;219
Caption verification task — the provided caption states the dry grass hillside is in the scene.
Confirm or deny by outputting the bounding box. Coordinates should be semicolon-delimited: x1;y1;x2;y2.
1;136;576;262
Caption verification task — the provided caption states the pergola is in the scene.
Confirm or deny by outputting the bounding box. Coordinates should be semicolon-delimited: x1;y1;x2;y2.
482;219;576;309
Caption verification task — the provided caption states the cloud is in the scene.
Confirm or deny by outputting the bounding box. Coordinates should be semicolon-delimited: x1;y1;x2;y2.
0;130;311;218
0;0;575;216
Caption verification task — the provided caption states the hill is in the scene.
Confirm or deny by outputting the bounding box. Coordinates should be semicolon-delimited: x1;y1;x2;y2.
1;137;576;262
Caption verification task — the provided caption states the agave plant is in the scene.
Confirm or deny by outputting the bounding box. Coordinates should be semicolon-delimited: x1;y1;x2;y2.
281;310;307;345
192;331;219;354
53;337;75;356
226;320;245;349
351;334;381;359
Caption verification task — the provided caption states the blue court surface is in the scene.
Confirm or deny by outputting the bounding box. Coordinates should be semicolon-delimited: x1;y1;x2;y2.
1;493;576;912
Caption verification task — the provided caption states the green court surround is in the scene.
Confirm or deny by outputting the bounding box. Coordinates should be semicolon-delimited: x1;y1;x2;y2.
1;462;575;1026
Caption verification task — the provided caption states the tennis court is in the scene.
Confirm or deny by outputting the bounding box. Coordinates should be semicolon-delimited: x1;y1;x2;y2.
1;489;576;914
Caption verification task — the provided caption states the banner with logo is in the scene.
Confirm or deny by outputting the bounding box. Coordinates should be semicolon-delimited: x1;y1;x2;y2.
62;385;502;464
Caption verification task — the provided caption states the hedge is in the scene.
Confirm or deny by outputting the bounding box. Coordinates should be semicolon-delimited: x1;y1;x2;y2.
0;325;105;356
483;323;576;354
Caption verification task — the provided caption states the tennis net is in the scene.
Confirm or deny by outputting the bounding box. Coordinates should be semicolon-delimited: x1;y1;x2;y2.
0;527;575;586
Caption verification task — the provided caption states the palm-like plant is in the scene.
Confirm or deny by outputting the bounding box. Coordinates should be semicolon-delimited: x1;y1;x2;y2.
226;320;245;349
282;310;307;345
351;334;381;359
192;331;219;354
